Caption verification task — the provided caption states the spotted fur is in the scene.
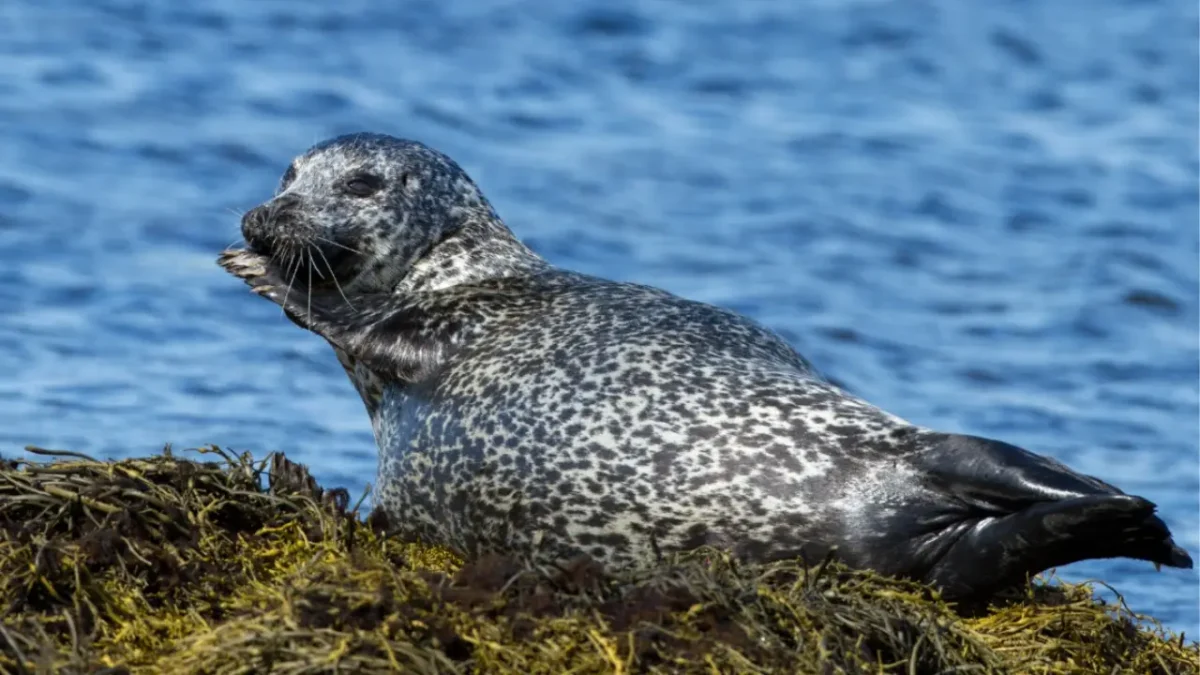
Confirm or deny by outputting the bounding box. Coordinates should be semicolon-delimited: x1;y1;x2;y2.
220;133;1192;601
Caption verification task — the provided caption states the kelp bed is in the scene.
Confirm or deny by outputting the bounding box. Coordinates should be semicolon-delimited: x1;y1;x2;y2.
0;447;1195;675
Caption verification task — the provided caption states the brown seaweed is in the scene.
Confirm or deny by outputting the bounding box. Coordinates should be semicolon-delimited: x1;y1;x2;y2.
0;446;1195;674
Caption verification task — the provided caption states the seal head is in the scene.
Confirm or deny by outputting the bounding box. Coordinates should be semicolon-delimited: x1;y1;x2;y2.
239;132;541;298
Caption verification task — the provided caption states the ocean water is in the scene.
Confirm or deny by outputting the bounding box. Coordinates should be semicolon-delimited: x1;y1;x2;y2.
1;0;1196;635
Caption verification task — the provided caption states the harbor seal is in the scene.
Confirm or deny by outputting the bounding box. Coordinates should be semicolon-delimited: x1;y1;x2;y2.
219;132;1193;601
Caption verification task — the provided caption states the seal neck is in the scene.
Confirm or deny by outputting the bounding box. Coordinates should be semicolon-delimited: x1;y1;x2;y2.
394;211;550;294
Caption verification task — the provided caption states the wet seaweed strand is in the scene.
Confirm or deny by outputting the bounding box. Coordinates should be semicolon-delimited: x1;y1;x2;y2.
0;446;1195;675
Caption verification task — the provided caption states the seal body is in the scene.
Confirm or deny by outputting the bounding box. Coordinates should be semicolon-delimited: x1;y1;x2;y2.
221;132;1192;601
368;270;915;569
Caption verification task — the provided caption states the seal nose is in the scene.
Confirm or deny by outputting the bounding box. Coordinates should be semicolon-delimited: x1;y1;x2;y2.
241;205;267;231
240;204;271;251
241;194;304;253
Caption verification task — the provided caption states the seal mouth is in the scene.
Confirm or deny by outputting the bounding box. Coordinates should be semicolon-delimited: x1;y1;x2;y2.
250;236;362;291
240;200;363;290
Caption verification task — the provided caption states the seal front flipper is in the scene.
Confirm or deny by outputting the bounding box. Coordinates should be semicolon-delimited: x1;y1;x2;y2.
218;247;337;332
218;248;456;383
910;433;1194;601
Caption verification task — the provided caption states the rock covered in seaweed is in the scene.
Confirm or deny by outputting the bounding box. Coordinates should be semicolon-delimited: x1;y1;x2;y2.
0;446;1195;674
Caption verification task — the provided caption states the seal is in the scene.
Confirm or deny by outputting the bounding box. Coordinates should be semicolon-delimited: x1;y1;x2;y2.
219;132;1193;601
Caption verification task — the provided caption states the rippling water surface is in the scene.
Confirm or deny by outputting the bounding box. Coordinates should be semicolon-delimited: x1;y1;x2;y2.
1;0;1197;634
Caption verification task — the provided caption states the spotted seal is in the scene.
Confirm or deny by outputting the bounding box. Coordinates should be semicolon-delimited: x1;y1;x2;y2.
219;132;1192;600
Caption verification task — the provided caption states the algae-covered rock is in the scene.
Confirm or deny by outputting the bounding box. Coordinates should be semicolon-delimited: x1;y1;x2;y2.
0;446;1195;674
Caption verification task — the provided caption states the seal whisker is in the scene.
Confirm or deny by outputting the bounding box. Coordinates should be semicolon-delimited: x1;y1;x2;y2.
281;248;302;314
312;235;367;256
312;243;356;311
306;247;326;280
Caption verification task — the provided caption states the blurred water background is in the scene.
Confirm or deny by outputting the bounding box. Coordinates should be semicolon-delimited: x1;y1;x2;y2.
1;0;1197;635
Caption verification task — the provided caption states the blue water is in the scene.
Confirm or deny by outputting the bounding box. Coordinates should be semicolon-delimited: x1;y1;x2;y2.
1;0;1197;636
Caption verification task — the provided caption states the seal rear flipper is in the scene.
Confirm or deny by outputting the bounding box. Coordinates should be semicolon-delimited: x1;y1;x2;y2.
915;432;1124;511
922;494;1194;601
903;432;1193;600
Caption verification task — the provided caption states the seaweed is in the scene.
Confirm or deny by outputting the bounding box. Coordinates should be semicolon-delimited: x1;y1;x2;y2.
0;446;1195;674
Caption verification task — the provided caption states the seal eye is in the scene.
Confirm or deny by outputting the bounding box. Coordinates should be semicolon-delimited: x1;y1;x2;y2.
344;174;382;197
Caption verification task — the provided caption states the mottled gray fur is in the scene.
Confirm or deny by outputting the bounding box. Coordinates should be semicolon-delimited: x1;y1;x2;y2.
220;132;1191;600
